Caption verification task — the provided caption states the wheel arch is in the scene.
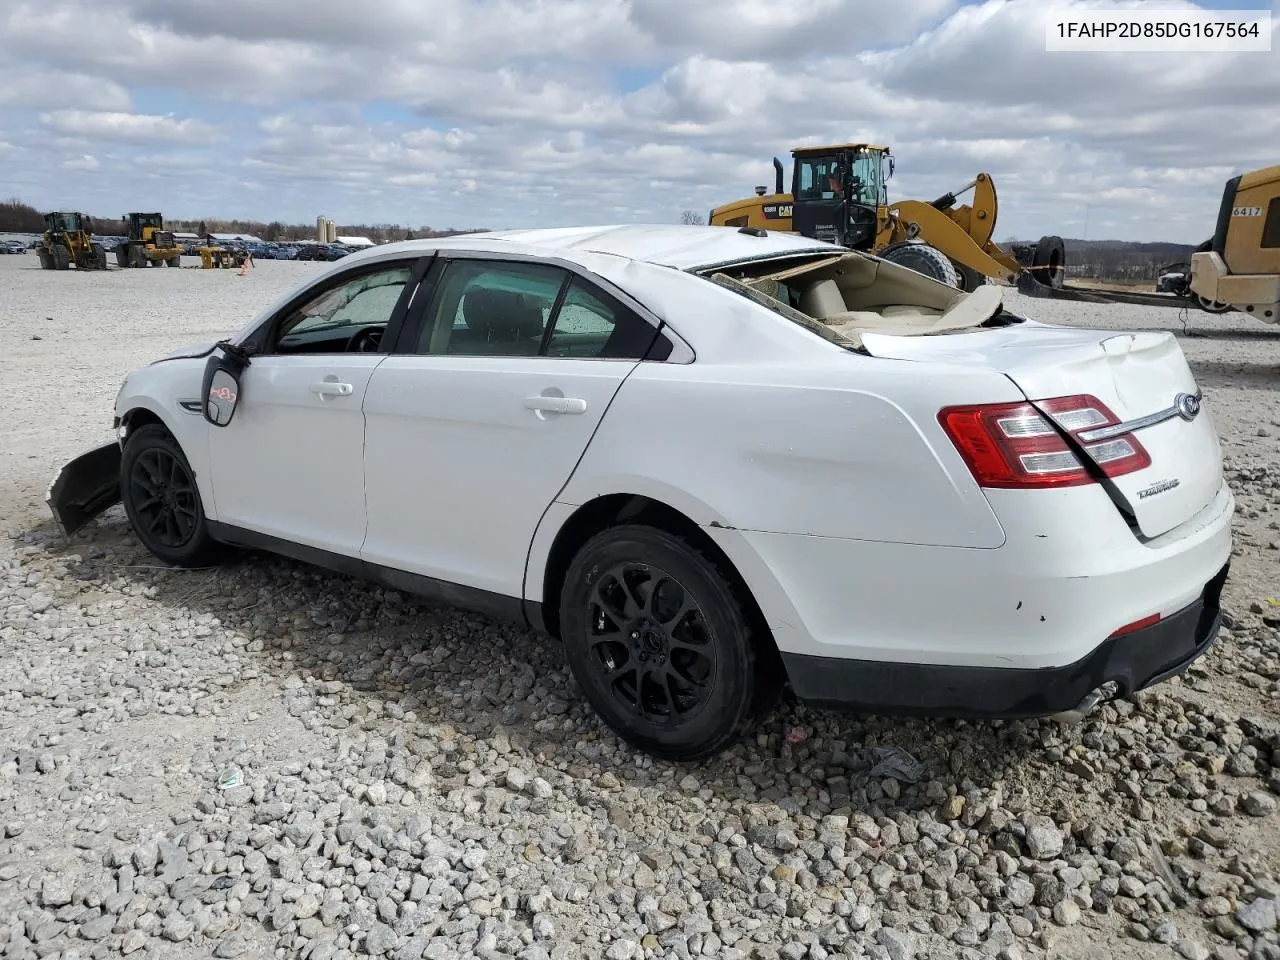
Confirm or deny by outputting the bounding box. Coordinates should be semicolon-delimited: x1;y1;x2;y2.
116;397;216;521
531;493;786;678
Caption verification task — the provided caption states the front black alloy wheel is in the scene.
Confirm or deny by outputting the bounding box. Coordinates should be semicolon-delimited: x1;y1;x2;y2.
121;424;223;567
560;524;779;761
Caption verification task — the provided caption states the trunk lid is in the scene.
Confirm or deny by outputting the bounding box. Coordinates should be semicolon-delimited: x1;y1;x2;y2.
862;321;1222;539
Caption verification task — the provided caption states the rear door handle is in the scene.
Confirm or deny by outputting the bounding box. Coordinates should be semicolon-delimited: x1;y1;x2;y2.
311;380;353;397
524;396;588;415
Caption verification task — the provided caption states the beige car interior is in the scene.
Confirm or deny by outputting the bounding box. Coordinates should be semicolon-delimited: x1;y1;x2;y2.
709;251;1009;347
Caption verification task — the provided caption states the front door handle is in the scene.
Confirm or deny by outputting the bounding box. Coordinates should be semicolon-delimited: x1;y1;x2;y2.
524;395;588;415
311;380;353;397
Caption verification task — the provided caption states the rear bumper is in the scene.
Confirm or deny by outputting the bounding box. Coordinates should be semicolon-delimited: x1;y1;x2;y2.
782;561;1228;718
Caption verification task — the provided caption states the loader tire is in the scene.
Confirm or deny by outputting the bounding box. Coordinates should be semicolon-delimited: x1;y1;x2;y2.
167;256;180;268
878;242;960;288
52;246;70;271
115;246;129;267
93;244;107;270
37;248;54;270
952;259;987;293
1031;235;1066;288
129;246;146;269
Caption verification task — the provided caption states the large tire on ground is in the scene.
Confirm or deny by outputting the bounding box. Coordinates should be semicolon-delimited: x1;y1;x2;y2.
120;424;225;568
559;524;780;761
951;259;987;293
1031;235;1066;288
877;241;960;288
115;246;129;267
52;246;70;271
129;245;146;269
167;256;180;268
37;247;53;270
92;244;107;270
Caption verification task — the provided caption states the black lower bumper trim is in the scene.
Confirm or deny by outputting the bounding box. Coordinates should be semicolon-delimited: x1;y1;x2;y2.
782;562;1228;719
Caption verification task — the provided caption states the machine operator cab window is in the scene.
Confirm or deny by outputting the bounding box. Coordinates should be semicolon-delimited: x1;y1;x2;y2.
796;156;845;202
795;151;888;208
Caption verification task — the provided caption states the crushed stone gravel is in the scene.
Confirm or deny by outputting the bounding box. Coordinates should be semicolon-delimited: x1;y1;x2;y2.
1;255;1279;960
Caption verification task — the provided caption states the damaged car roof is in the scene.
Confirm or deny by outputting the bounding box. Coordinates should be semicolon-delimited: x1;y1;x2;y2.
333;224;844;273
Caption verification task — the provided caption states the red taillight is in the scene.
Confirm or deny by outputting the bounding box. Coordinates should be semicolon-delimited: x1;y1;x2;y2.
938;394;1150;489
1107;613;1161;639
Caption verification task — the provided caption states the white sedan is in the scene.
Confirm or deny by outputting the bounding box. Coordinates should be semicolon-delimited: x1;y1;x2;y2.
49;224;1234;760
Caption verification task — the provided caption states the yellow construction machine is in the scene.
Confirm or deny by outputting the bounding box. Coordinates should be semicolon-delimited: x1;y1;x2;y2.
116;212;182;267
710;144;1065;294
35;212;108;271
1186;165;1280;323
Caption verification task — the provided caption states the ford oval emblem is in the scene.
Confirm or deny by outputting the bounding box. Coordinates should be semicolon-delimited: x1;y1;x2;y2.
1175;392;1201;421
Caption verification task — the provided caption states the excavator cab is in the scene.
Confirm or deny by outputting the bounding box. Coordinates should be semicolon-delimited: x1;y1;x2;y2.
790;145;891;250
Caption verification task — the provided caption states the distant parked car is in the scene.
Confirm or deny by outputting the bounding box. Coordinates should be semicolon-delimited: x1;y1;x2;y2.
0;239;27;254
50;224;1233;760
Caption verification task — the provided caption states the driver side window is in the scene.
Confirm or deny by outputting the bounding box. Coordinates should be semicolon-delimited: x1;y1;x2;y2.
267;264;414;355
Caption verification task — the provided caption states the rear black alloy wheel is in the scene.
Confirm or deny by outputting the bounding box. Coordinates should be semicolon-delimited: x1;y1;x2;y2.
588;561;717;723
121;424;223;567
560;524;777;760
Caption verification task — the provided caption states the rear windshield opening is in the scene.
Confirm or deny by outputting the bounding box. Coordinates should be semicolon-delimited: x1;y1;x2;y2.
695;251;1024;349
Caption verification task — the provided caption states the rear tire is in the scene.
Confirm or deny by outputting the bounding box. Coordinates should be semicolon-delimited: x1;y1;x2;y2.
1032;235;1066;288
129;246;146;269
559;524;778;761
878;241;960;288
52;246;70;271
120;424;225;568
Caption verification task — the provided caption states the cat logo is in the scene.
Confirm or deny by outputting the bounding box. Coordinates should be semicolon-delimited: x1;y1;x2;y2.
1232;206;1262;217
762;204;793;220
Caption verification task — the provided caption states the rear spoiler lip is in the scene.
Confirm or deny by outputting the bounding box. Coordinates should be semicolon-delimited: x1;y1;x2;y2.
46;440;123;538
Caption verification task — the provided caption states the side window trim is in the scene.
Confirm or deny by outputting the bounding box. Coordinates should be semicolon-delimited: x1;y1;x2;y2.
241;254;433;356
386;248;694;363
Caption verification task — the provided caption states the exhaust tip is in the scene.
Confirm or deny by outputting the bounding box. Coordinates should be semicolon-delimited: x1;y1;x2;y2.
1050;681;1120;724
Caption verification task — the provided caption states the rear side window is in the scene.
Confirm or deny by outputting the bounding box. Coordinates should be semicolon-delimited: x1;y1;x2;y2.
1263;198;1280;249
411;259;664;360
546;279;660;360
417;260;565;356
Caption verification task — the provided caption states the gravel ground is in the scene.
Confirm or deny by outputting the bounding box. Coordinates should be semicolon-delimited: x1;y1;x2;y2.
1;254;1279;960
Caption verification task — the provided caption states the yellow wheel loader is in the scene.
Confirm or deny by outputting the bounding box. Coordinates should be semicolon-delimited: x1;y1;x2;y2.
1186;165;1280;323
116;212;182;268
35;212;108;271
710;144;1066;294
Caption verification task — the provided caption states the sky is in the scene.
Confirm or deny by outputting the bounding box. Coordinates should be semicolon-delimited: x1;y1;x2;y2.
0;0;1275;242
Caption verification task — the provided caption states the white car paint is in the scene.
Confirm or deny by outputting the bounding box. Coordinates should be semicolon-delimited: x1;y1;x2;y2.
207;354;386;554
361;355;638;596
103;224;1233;720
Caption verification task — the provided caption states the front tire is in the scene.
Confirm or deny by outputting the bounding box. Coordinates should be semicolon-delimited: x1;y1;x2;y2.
120;424;224;567
559;524;776;761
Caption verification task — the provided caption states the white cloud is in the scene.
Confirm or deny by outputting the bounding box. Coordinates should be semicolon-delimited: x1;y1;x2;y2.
0;0;1273;242
39;111;223;145
0;71;131;112
61;154;99;171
